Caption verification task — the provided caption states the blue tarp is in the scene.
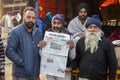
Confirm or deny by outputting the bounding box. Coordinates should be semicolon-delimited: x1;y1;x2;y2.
35;0;46;38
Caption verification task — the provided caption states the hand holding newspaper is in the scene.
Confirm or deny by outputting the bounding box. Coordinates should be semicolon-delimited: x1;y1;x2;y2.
40;31;70;78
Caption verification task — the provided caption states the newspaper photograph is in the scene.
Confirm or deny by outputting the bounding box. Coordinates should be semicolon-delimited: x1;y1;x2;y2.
40;31;70;78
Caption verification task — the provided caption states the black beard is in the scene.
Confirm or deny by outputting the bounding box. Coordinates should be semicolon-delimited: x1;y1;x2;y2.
79;15;87;20
53;27;62;32
25;22;34;29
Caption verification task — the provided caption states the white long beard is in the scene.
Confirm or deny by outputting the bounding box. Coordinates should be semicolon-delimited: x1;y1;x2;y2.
85;30;104;53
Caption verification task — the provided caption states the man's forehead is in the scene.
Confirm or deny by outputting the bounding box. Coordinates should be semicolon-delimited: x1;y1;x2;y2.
80;8;87;11
88;24;99;28
24;10;35;15
53;19;61;22
89;24;97;26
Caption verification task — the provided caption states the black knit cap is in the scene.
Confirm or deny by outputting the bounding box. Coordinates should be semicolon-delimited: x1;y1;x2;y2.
76;2;89;13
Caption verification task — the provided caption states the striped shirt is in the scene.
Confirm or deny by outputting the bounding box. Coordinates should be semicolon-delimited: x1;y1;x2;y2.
0;35;5;76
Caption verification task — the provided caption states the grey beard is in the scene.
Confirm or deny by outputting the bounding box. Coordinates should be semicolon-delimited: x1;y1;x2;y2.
85;30;104;53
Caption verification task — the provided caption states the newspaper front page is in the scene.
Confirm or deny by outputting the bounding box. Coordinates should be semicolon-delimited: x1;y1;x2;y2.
40;31;70;78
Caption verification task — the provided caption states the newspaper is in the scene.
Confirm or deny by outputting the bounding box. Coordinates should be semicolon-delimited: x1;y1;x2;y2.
40;31;70;78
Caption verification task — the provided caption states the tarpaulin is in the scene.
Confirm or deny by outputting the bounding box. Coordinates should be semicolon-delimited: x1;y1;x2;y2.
38;0;67;18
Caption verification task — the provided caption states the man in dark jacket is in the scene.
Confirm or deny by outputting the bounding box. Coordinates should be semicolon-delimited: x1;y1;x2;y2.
5;7;42;80
39;14;74;80
66;15;117;80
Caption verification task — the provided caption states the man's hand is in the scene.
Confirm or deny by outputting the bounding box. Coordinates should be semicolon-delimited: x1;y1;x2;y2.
66;40;74;49
65;67;72;72
39;41;47;48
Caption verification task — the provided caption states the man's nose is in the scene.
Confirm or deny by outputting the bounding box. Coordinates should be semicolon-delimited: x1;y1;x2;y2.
29;18;33;22
90;28;96;32
54;23;59;26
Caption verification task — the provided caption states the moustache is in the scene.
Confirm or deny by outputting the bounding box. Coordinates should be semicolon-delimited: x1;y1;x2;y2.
28;22;34;26
79;15;87;20
25;22;34;29
53;27;61;32
88;32;97;35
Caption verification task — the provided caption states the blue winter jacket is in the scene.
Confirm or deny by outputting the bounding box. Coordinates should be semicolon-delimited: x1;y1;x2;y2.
5;23;42;79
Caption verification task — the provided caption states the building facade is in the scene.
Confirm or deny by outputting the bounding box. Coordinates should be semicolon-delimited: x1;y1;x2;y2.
0;0;28;26
2;0;27;15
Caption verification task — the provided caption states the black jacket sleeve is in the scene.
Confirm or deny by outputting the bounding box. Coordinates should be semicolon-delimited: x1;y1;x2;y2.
104;38;117;80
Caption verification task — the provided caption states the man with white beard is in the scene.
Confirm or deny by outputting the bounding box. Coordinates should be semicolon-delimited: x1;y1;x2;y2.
66;15;117;80
84;27;104;54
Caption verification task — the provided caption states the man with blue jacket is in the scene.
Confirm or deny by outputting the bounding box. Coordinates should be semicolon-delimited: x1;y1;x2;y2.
5;7;42;80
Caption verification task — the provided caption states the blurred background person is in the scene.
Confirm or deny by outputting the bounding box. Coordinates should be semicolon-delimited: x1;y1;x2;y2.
0;11;14;46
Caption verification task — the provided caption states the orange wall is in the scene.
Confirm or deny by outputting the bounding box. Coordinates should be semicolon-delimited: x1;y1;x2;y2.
101;0;119;7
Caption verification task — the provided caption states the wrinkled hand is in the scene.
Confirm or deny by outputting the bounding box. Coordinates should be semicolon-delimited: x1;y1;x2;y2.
39;41;47;48
66;40;74;49
65;67;72;72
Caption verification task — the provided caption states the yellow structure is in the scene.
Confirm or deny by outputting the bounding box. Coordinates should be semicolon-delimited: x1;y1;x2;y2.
0;0;3;18
0;0;27;17
0;0;28;26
